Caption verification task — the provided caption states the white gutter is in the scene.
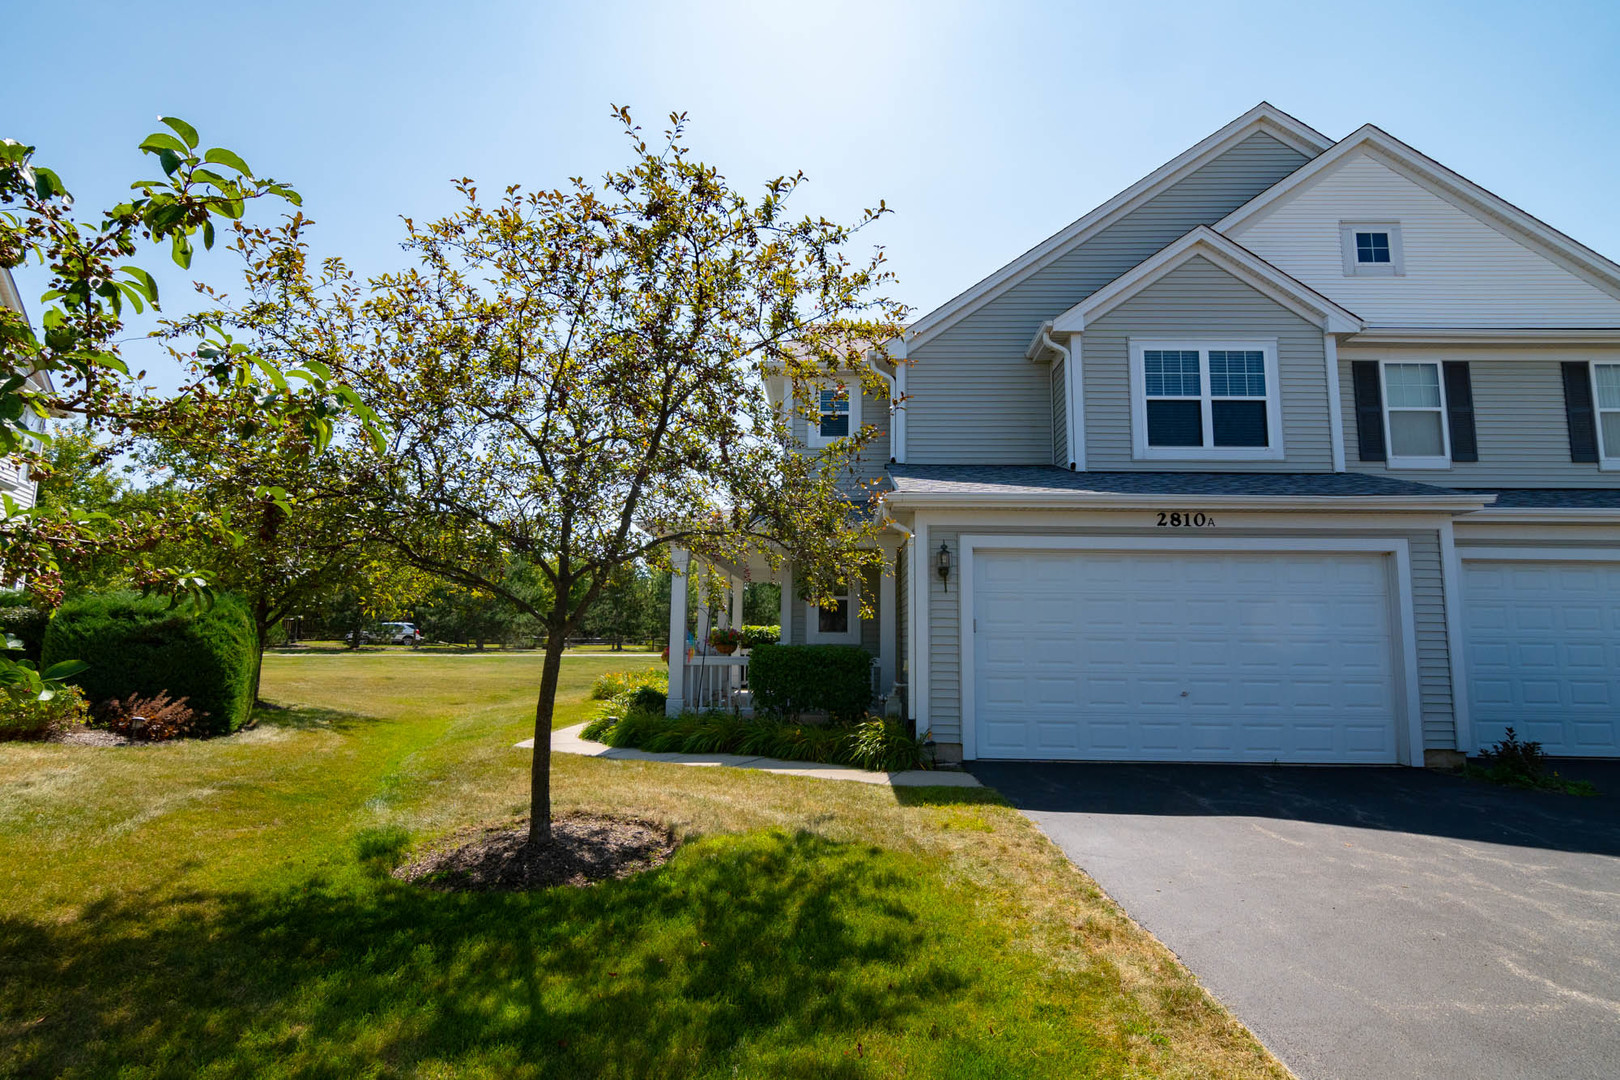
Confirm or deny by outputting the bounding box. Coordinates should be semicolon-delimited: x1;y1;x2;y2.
1462;507;1620;523
882;491;1497;512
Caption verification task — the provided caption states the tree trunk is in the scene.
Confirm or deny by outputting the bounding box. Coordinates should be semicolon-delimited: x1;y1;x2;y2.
528;633;568;848
251;594;271;707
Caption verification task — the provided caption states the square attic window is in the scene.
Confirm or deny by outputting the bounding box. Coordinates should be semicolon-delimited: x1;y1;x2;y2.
1340;222;1404;277
1356;231;1392;264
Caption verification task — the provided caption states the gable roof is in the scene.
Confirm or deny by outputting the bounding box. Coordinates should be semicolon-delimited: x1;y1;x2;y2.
903;103;1333;350
1216;124;1620;300
1049;226;1362;335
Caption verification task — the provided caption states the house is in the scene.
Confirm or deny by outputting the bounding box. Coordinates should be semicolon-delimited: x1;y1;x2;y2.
667;103;1620;767
0;267;41;514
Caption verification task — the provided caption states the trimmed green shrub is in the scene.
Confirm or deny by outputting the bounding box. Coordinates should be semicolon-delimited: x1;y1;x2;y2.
740;624;780;649
582;699;932;772
41;592;256;735
749;643;872;722
0;591;49;663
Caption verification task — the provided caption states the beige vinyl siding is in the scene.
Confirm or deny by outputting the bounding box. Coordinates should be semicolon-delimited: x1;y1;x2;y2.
1227;150;1620;328
1049;354;1067;464
0;462;36;510
1083;256;1334;470
906;132;1311;464
788;573;806;643
922;524;1456;751
1341;348;1620;486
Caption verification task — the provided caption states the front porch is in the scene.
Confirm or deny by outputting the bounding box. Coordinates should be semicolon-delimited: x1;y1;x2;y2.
664;542;905;717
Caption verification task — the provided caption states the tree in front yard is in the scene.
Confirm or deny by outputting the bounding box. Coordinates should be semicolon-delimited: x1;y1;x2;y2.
343;108;906;847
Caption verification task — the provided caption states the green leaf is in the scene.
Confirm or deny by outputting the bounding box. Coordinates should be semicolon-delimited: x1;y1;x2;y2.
203;219;215;250
41;659;89;681
202;147;252;176
139;133;189;156
160;116;200;150
251;357;289;391
31;166;66;200
158;149;184;177
171;232;193;269
120;266;160;306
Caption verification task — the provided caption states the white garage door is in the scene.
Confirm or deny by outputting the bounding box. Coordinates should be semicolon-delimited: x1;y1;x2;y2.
1463;560;1620;756
972;549;1400;762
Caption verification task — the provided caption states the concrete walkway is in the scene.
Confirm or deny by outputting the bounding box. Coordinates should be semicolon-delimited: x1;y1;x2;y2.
518;723;979;788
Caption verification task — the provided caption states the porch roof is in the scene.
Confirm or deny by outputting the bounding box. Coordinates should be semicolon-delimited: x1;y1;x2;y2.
882;464;1495;511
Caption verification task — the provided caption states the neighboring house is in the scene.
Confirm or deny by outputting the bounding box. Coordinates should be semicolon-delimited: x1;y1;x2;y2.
669;103;1620;767
0;267;42;513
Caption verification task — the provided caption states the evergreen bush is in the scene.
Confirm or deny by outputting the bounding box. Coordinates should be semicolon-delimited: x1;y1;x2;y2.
0;591;49;663
748;643;872;722
41;592;256;735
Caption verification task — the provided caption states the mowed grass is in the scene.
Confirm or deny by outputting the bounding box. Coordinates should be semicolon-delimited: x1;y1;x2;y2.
0;652;1287;1079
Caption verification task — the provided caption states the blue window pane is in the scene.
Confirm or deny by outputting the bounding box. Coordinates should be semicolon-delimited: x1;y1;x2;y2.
1146;399;1203;446
1209;351;1265;397
1144;350;1200;397
818;386;850;438
1356;231;1391;263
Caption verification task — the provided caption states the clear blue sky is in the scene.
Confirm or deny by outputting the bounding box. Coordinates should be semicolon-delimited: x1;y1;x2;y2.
8;0;1620;367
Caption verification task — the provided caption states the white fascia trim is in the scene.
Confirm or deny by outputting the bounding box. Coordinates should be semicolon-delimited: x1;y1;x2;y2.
1347;327;1620;346
882;491;1495;512
1217;125;1620;300
1052;227;1363;335
1462;508;1620;524
955;533;1426;766
903;103;1333;350
1324;333;1347;471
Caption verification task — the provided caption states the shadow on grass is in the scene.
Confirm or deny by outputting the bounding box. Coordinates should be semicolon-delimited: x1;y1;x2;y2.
0;830;976;1079
892;785;1010;809
249;704;380;733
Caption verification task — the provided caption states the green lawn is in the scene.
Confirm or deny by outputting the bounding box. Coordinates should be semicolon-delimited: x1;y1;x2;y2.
0;652;1285;1079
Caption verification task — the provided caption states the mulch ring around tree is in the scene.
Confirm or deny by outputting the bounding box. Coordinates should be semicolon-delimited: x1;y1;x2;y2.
393;813;676;892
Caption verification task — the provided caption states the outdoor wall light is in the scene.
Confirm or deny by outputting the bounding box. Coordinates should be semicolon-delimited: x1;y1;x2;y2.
937;541;951;592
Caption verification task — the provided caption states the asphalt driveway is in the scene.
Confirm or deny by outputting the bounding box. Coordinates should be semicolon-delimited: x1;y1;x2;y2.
968;760;1620;1080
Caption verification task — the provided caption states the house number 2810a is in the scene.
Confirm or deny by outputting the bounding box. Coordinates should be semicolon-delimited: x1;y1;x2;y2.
1156;511;1215;527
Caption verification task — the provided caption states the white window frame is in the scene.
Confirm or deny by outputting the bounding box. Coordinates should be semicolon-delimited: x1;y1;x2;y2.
1380;359;1451;470
804;575;861;644
1128;338;1284;461
806;380;861;449
1593;362;1620;471
1340;221;1405;277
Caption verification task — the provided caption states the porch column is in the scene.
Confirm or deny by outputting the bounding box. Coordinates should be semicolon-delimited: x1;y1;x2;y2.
666;546;689;716
778;560;794;644
878;541;898;695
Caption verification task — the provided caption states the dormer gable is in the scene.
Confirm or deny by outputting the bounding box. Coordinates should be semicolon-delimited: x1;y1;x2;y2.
1218;126;1620;329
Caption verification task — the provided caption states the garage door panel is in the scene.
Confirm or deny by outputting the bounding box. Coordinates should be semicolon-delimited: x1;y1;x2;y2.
973;549;1401;763
1464;560;1620;757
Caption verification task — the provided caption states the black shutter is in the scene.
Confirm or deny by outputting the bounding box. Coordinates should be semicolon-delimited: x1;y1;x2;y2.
1561;361;1599;463
1442;362;1478;462
1351;361;1386;462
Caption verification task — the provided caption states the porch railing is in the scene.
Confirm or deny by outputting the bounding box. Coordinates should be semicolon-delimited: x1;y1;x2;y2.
678;653;751;713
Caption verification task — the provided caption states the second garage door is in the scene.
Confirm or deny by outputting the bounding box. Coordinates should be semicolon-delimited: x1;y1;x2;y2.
1463;559;1620;756
972;549;1401;762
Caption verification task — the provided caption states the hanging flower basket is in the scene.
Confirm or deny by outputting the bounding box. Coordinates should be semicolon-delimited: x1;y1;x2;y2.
709;627;744;655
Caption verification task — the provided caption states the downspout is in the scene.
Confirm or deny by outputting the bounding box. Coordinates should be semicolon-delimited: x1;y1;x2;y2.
876;500;916;731
866;341;906;463
1039;327;1077;469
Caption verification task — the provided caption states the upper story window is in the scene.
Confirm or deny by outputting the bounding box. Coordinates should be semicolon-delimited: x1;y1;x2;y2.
1129;339;1283;461
1340;221;1405;277
807;382;859;448
1381;361;1450;468
1595;363;1620;465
